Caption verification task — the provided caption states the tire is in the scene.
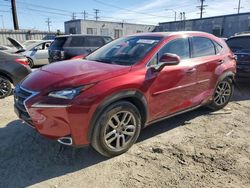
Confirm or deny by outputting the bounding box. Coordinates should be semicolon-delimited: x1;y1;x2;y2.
208;77;234;110
0;76;12;99
91;101;141;157
27;57;34;68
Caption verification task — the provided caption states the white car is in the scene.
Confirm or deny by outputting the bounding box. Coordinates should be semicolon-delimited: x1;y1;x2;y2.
7;37;53;68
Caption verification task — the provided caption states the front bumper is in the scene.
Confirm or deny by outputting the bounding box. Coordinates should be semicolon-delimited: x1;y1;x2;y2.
14;86;92;146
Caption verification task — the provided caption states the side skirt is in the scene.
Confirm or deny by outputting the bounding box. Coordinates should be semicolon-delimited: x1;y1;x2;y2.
145;104;202;126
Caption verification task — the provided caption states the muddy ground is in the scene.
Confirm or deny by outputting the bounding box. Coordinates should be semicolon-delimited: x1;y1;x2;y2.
0;82;249;188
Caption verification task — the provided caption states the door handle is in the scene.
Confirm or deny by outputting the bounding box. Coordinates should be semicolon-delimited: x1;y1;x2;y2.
186;67;196;74
218;59;224;65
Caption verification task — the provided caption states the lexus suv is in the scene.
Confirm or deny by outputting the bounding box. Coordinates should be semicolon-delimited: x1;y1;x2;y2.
14;32;236;157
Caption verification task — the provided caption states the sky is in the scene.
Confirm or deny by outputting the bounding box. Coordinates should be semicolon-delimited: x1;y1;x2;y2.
0;0;250;32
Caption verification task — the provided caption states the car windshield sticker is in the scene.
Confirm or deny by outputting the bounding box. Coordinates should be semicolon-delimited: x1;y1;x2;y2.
137;39;159;44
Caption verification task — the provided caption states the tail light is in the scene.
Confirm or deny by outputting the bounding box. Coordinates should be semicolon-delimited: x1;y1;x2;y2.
70;54;86;60
15;58;29;66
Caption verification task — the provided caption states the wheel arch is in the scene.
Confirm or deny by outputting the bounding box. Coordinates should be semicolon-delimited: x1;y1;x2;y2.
0;70;13;84
88;90;148;141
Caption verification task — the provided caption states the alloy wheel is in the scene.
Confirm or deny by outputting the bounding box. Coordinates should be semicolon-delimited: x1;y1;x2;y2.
214;81;232;106
0;77;11;98
104;111;137;151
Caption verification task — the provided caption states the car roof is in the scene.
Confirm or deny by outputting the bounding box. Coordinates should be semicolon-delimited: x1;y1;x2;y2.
127;31;215;38
55;34;112;38
228;34;250;39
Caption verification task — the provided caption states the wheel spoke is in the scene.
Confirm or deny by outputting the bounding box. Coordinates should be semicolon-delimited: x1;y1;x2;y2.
112;114;121;125
108;119;117;129
106;133;118;144
105;130;116;140
116;135;121;149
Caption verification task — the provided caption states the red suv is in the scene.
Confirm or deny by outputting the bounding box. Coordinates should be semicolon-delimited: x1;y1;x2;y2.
14;32;236;157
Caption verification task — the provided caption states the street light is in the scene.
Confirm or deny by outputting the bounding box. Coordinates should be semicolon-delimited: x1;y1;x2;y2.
165;9;177;21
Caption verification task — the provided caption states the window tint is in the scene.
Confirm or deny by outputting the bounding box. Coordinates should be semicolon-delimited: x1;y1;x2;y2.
86;37;104;47
159;38;190;60
192;37;216;58
69;36;86;47
49;37;66;50
226;37;250;53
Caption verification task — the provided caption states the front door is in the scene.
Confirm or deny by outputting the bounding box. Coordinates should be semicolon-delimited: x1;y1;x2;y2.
148;37;198;121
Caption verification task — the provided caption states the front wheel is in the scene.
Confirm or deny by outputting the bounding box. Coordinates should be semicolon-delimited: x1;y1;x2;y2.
208;77;234;110
91;101;141;157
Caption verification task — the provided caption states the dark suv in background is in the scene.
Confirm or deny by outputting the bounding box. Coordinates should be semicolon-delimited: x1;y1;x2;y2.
48;35;113;63
226;34;250;80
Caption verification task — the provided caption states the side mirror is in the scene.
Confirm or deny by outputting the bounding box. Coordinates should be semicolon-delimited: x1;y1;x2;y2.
159;53;180;65
151;53;180;72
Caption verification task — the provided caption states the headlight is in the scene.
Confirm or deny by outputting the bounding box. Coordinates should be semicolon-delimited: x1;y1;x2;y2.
48;84;94;99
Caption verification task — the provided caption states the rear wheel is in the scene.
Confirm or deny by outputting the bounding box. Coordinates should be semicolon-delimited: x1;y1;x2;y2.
91;101;141;157
0;76;12;99
27;57;34;68
208;77;234;110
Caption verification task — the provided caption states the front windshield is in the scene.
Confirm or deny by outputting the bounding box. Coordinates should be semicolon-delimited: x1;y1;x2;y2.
86;36;163;66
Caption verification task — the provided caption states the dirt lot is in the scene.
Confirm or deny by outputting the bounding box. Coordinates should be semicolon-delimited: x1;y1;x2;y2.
0;82;250;188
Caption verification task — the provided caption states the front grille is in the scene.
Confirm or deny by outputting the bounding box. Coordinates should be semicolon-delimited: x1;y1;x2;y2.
14;85;35;123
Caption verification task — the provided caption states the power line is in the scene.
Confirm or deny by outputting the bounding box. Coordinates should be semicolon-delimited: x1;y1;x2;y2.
93;9;100;21
197;0;208;19
45;17;51;32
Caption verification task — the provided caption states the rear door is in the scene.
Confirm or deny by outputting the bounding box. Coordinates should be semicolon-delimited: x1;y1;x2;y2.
189;36;224;102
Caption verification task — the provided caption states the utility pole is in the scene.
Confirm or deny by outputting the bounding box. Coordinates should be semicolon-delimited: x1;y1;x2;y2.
11;0;19;30
235;0;243;14
166;9;177;21
180;12;183;21
197;0;207;19
72;12;76;20
45;18;51;32
82;11;87;20
93;9;100;21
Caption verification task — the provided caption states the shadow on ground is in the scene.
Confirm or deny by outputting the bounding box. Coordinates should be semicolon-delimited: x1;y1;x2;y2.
0;81;249;187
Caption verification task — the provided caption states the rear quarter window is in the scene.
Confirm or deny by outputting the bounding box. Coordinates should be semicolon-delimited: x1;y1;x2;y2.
192;37;216;58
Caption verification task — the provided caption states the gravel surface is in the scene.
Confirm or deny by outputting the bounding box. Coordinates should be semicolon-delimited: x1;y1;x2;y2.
0;82;249;188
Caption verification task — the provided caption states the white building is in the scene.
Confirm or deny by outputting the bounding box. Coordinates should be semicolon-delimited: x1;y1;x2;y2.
64;19;156;38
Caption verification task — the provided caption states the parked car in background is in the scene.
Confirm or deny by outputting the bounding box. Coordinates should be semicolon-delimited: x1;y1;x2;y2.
48;34;113;63
22;40;43;47
0;45;14;52
7;37;53;67
0;51;31;98
14;31;236;157
226;34;250;80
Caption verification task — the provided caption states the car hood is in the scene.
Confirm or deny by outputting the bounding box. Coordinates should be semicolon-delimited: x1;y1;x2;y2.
21;60;131;91
7;37;25;50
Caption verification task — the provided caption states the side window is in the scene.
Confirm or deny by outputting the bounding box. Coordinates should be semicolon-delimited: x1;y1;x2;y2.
159;38;190;60
86;37;104;47
192;37;216;58
69;36;87;47
213;41;223;54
